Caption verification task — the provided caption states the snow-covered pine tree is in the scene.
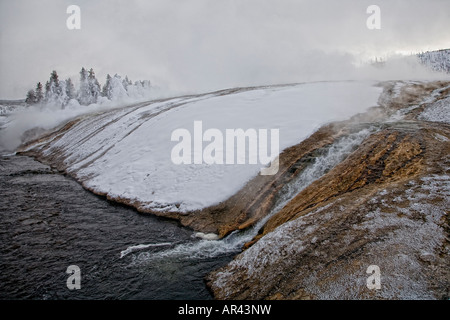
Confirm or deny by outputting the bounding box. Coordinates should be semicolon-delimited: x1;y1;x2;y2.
24;67;153;107
50;70;62;97
88;68;101;104
78;67;91;105
122;76;132;91
57;80;70;107
140;80;151;90
35;82;44;103
108;74;128;101
126;79;152;100
45;71;57;102
25;89;37;105
43;70;69;107
65;78;76;101
50;70;59;84
44;81;50;99
102;74;113;100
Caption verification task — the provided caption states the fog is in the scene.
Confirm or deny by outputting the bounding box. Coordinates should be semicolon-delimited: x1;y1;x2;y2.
1;0;450;99
1;0;449;152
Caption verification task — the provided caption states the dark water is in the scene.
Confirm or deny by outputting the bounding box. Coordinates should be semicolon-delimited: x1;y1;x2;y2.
0;154;236;300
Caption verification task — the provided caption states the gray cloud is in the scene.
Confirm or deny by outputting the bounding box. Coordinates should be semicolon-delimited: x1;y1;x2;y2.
1;0;449;99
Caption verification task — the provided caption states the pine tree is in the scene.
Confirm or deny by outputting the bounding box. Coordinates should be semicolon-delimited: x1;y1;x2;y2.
50;70;59;87
25;90;37;105
65;78;76;101
122;76;132;91
24;66;155;107
50;70;62;97
42;70;67;107
44;80;51;102
102;74;113;99
58;80;69;107
108;74;128;101
127;79;151;99
80;67;88;81
35;82;44;103
88;68;101;104
78;67;90;105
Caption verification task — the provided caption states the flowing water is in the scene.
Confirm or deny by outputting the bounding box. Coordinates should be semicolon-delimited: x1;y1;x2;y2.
0;124;375;300
0;154;236;300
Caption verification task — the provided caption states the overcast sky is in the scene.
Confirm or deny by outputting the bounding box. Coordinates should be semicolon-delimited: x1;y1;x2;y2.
1;0;449;99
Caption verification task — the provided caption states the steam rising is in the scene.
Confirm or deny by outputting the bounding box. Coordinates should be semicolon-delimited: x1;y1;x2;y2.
0;0;449;151
1;0;450;98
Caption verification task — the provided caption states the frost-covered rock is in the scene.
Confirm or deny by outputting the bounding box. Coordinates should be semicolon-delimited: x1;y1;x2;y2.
206;80;450;300
419;96;450;123
207;125;449;300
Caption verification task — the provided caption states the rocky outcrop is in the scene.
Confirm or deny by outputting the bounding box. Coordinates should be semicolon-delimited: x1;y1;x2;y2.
205;81;450;300
179;80;450;238
253;126;424;243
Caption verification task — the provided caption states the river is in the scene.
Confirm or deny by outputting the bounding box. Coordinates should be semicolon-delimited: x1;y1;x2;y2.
0;115;377;300
0;153;237;300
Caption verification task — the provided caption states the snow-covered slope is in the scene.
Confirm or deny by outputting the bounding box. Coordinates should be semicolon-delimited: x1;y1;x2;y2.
21;81;382;213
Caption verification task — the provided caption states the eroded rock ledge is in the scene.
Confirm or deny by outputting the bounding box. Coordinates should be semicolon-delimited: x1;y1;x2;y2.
205;81;450;299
